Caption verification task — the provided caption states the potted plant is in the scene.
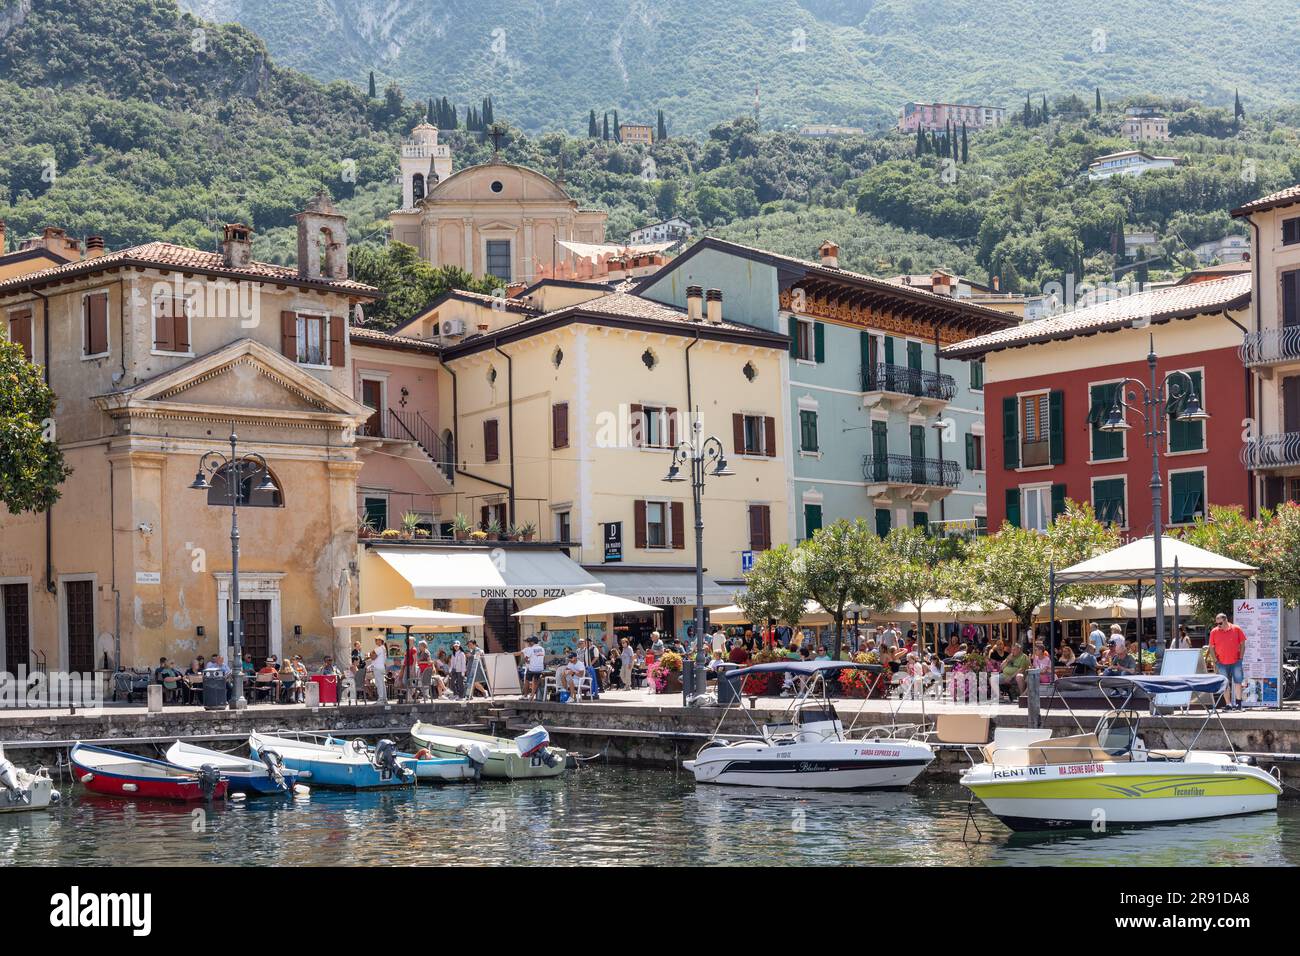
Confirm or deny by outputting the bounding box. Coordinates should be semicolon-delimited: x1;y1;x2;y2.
400;511;422;539
470;530;489;542
485;518;502;541
648;651;684;694
357;516;377;540
452;512;473;541
518;520;536;542
1140;649;1157;674
379;528;401;540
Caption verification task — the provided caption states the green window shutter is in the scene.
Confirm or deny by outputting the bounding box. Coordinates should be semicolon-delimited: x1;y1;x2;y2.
1048;390;1065;464
1170;471;1206;524
874;507;891;537
1050;482;1067;521
813;322;826;363
1002;396;1020;469
804;504;822;537
884;336;895;366
970;360;984;390
1089;383;1124;461
787;314;799;359
799;410;818;452
1004;488;1021;528
1092;477;1126;526
1169;371;1204;453
965;433;975;470
907;340;922;371
859;331;872;388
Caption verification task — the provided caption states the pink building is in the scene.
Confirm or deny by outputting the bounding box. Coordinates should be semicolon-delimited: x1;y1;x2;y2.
898;102;1007;133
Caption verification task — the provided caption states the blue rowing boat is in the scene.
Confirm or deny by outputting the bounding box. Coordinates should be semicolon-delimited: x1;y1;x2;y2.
248;731;415;790
165;741;306;796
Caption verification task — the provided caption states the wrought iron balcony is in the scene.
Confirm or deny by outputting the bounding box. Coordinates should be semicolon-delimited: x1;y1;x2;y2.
1241;433;1300;470
860;362;956;401
862;453;962;488
1239;328;1300;368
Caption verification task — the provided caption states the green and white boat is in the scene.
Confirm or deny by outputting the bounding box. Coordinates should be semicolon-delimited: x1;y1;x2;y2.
961;675;1281;831
410;723;568;780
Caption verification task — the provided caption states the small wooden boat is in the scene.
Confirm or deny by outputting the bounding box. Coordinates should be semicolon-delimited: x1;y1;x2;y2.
165;741;307;796
321;736;476;783
410;723;568;780
70;743;228;802
248;731;416;790
0;744;57;813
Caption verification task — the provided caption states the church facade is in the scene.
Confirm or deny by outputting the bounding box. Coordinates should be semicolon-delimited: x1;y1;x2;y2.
389;126;607;286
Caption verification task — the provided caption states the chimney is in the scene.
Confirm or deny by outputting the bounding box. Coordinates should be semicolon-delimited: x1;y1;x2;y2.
931;270;953;296
991;275;999;292
818;239;840;269
85;235;105;258
222;223;253;268
705;288;723;324
686;285;703;322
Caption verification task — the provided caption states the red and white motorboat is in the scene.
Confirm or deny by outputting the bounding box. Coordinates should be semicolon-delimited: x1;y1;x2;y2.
70;743;228;802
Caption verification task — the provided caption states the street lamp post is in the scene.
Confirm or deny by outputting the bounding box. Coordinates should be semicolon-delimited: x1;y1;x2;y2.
1099;334;1209;651
665;411;733;704
189;429;276;710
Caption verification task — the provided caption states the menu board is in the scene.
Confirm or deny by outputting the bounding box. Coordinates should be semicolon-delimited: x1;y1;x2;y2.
1234;597;1282;709
539;628;579;664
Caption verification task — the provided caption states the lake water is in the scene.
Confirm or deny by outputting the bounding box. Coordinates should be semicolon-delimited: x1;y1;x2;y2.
2;766;1296;866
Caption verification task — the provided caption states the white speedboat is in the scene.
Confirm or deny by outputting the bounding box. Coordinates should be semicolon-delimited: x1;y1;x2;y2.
961;675;1282;831
165;740;307;796
0;744;57;813
684;660;935;790
410;723;568;779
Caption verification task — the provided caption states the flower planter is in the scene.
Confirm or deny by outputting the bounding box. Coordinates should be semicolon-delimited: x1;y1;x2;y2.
657;673;683;695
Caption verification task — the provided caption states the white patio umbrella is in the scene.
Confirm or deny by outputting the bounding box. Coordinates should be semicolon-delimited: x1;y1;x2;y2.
332;606;485;684
680;599;833;627
511;590;661;619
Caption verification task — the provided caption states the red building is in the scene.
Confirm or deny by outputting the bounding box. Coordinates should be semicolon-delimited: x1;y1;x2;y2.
942;276;1253;535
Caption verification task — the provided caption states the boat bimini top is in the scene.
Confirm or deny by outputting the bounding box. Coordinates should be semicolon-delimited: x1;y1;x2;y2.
723;660;884;681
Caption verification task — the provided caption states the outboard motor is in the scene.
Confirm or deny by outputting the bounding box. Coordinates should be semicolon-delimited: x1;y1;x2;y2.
538;748;560;769
372;739;413;783
259;748;288;791
465;743;491;781
0;754;28;806
197;763;222;800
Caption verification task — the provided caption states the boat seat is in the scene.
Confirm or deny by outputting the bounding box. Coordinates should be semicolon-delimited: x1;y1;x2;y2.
932;713;992;745
987;733;1115;767
1144;749;1189;761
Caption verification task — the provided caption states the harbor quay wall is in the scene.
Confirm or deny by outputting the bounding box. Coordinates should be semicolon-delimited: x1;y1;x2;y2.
4;699;1300;794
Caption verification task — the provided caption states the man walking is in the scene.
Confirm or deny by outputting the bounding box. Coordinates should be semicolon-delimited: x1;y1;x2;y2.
449;641;468;698
1209;612;1247;710
1088;621;1106;654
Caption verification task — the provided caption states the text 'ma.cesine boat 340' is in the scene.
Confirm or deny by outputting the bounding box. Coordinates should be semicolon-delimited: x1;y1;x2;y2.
961;674;1282;831
684;660;935;790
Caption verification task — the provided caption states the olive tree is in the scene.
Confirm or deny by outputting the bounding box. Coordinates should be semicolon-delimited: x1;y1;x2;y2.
0;339;70;514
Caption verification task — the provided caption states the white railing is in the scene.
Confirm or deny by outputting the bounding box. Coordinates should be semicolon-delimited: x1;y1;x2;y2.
1239;328;1300;367
1241;432;1300;470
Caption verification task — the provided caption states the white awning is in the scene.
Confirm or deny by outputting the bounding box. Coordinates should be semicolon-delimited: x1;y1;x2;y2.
374;548;604;600
586;569;734;608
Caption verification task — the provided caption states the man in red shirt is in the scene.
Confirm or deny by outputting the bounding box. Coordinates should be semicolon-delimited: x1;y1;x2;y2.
1209;612;1247;709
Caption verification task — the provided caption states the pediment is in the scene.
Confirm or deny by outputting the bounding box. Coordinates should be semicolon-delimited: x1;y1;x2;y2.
95;339;370;423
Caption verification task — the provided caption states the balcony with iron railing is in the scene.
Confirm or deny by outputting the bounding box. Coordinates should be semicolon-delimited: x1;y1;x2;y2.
860;362;957;403
1241;432;1300;470
1239;328;1300;368
862;453;962;488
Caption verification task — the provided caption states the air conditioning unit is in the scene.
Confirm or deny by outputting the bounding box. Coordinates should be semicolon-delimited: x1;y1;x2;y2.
441;319;467;338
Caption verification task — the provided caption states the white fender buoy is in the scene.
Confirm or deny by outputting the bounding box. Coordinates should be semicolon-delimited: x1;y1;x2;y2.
229;792;246;802
293;784;310;796
80;773;94;784
121;783;138;792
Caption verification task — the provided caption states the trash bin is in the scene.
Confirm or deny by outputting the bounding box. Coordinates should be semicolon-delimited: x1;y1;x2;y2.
202;671;227;710
310;675;338;705
716;663;741;705
681;658;696;699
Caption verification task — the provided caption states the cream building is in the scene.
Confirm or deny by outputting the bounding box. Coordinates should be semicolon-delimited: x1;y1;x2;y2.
355;280;791;654
389;126;607;286
0;198;379;676
1234;184;1300;512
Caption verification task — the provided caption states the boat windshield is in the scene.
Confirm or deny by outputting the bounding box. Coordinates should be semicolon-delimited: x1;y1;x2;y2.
796;704;840;726
1094;710;1141;757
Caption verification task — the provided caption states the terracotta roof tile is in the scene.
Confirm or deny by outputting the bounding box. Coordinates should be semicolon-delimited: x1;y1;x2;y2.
941;273;1251;358
349;325;440;354
0;241;380;297
1232;184;1300;217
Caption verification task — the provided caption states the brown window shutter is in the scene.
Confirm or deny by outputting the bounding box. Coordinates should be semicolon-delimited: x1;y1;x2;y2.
480;506;490;530
553;402;569;448
629;403;643;447
764;416;777;457
328;314;345;367
173;299;190;352
153;298;174;352
9;310;33;361
748;505;761;550
281;311;298;360
484;419;499;462
759;505;771;550
86;293;108;355
634;500;647;548
671;501;685;549
666;407;677;448
732;413;745;455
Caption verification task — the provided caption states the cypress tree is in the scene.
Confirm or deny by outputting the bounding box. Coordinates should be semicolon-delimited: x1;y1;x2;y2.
451;104;458;129
589;109;599;137
443;96;453;128
657;109;667;141
602;113;609;141
368;71;376;98
1041;95;1049;122
961;123;968;163
613;110;620;141
1234;89;1245;120
1095;87;1102;114
915;126;924;157
1023;96;1032;126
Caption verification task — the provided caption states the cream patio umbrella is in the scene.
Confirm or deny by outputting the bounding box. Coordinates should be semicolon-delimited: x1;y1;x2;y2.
511;590;661;619
1052;536;1255;650
332;606;485;686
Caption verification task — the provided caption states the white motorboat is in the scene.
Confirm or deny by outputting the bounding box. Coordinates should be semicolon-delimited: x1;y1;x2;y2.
248;731;416;789
0;743;57;813
684;660;935;790
961;675;1282;831
410;723;568;779
165;740;308;796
